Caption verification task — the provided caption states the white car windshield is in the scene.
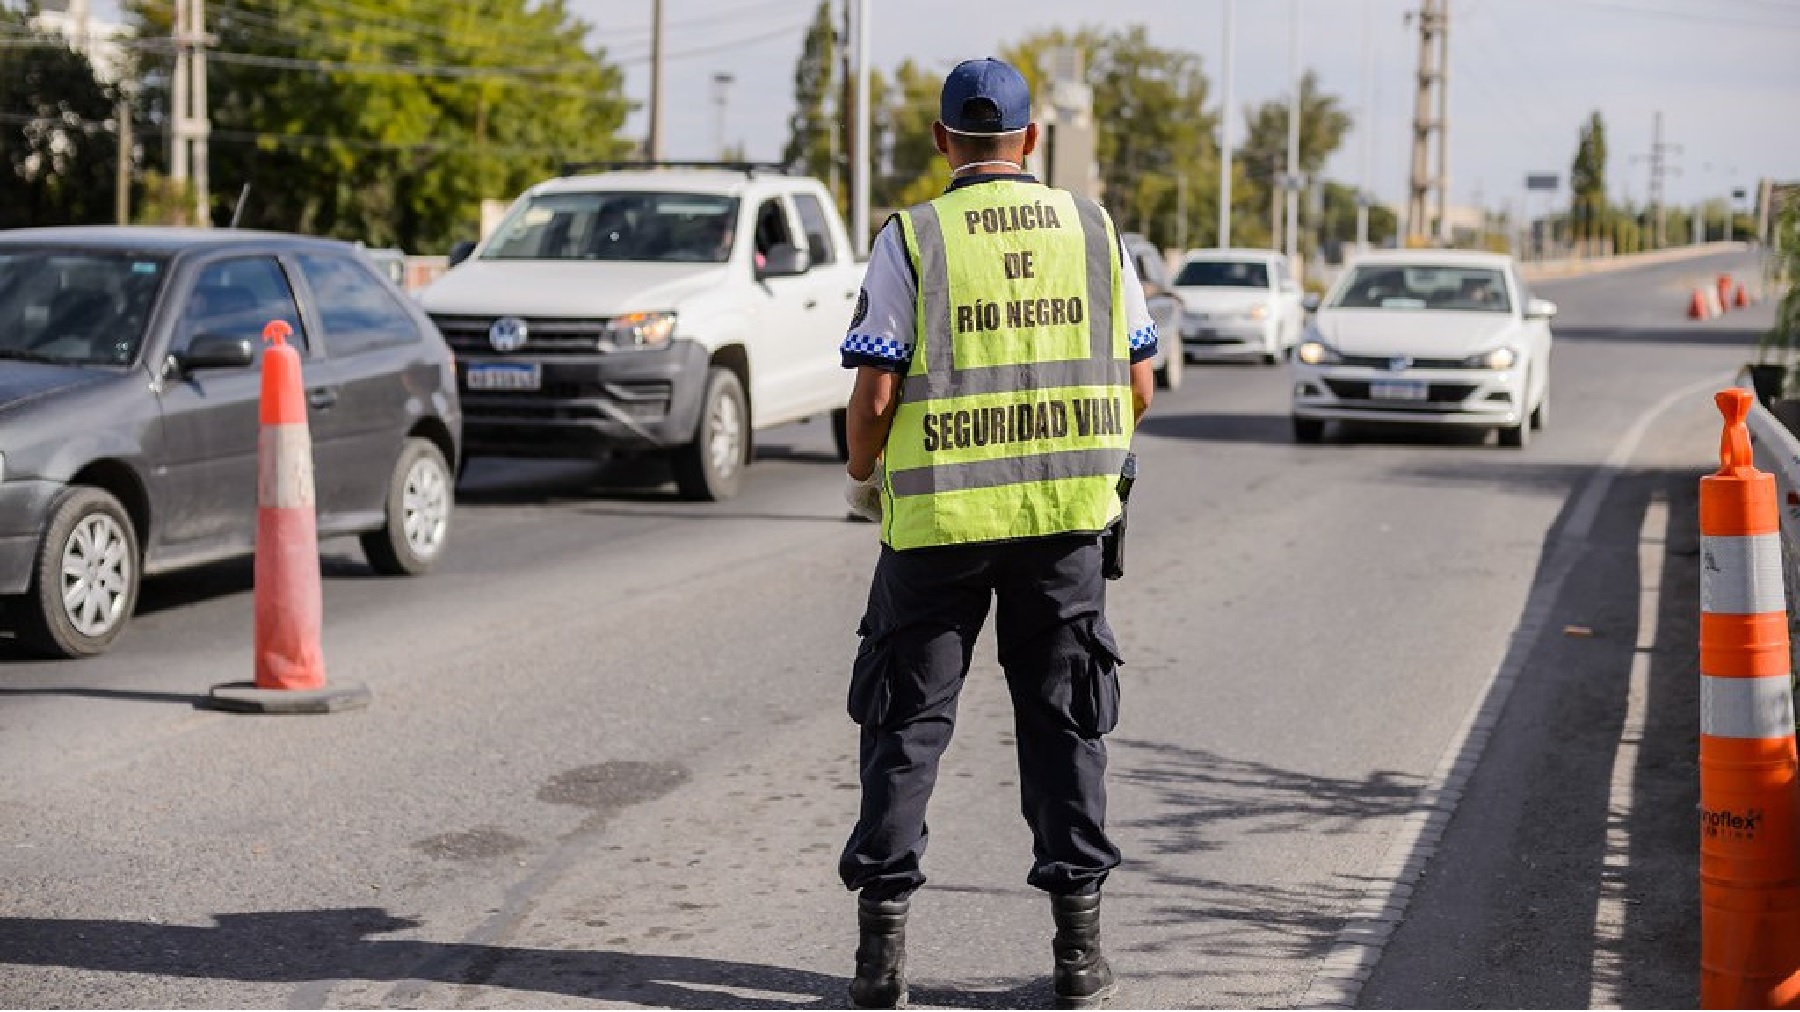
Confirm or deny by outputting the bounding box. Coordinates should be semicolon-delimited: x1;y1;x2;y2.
1175;259;1269;288
482;191;741;263
1329;264;1512;313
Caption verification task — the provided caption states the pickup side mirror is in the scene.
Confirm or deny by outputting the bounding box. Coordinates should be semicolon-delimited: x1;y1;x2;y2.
757;242;811;279
175;332;257;373
1302;293;1322;312
448;240;478;268
1525;297;1559;320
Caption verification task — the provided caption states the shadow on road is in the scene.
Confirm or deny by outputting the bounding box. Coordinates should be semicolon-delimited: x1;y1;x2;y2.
1556;325;1762;350
0;907;1045;1010
1139;409;1496;448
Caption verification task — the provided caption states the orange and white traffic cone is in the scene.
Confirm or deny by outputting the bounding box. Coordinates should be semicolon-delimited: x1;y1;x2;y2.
1738;285;1752;309
210;320;369;714
1720;274;1737;311
1699;389;1800;1007
1692;288;1714;320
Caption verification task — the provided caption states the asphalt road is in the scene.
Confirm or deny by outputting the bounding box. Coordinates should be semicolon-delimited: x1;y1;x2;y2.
0;249;1776;1009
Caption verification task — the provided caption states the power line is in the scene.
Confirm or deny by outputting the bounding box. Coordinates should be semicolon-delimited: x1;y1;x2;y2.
1568;0;1800;31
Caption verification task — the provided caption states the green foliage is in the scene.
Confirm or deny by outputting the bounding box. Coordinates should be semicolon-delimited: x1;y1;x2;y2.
1570;111;1607;241
1318;181;1397;252
124;0;630;252
781;0;839;204
0;2;120;228
1237;70;1352;257
1761;192;1800;367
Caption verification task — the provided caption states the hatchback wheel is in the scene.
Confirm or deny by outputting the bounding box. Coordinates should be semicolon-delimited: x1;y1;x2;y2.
363;438;453;576
20;487;140;658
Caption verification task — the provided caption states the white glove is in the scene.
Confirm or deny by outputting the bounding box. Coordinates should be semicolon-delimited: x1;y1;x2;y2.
844;469;883;523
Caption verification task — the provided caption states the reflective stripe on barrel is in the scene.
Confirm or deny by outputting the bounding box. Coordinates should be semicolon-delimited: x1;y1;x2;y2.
1703;534;1787;615
258;424;315;510
1703;674;1798;740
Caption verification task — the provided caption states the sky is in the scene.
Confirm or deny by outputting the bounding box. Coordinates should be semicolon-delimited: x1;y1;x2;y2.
572;0;1800;216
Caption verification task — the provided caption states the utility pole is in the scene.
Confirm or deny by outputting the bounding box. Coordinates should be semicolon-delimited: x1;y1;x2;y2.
852;0;871;257
1175;171;1188;256
1433;0;1450;244
1357;0;1374;252
1283;0;1301;263
115;95;132;224
834;0;848;201
1218;0;1234;250
169;0;210;226
1632;111;1681;248
647;0;664;160
1405;0;1446;246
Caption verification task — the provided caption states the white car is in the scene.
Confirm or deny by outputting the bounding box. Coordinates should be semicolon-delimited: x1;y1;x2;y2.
1289;250;1556;447
421;164;861;500
1172;248;1307;364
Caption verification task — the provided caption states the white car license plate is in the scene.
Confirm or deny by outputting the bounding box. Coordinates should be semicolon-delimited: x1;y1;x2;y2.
1370;379;1428;401
467;363;541;392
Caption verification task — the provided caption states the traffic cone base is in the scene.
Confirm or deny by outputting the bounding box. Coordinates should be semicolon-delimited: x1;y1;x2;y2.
208;680;371;714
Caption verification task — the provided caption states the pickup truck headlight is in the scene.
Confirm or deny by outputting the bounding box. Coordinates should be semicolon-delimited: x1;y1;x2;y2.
1462;346;1518;370
604;312;676;350
1245;304;1270;322
1296;340;1341;366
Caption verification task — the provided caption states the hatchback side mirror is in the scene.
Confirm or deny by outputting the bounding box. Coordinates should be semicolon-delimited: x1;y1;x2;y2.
758;242;811;279
1525;297;1559;320
448;240;477;268
175;332;256;372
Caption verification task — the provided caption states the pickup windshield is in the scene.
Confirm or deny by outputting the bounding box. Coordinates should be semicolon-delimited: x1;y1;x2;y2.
1328;264;1512;313
481;191;742;264
1175;260;1269;289
0;250;168;366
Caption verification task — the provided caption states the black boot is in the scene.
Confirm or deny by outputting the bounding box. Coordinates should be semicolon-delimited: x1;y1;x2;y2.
849;894;908;1009
1052;892;1117;1010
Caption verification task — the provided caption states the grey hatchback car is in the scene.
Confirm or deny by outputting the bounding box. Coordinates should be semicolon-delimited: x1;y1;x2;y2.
0;228;461;658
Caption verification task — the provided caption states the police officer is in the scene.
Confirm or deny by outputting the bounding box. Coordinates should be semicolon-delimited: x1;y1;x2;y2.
836;57;1160;1011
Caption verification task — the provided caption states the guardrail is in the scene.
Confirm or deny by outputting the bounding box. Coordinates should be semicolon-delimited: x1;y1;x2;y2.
1742;382;1800;675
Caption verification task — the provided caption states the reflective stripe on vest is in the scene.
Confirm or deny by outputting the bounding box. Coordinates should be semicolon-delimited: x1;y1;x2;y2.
881;182;1132;550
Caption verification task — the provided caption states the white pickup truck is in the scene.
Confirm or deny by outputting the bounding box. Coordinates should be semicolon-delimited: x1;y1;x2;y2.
420;163;862;500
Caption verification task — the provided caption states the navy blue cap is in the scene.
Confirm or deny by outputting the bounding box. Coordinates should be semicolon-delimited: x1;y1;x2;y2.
939;58;1031;135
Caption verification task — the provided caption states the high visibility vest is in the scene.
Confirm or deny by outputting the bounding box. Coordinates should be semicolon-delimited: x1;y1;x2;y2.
881;180;1133;550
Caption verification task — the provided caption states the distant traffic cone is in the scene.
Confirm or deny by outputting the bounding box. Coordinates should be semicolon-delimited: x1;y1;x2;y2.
1720;274;1737;311
1738;285;1752;309
210;320;369;714
1699;389;1800;1008
1708;286;1727;319
1693;288;1715;320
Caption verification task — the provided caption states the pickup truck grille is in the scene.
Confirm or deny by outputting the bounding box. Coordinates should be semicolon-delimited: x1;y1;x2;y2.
430;315;609;356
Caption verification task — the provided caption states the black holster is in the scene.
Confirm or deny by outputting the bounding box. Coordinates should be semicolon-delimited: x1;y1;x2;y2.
1101;509;1126;582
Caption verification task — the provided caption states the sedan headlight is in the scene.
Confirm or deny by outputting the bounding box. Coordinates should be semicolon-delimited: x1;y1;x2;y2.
1461;346;1518;370
604;311;676;349
1245;304;1271;322
1296;341;1341;366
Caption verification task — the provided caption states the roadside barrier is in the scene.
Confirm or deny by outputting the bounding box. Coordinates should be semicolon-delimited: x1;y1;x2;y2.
1700;388;1800;1007
209;320;370;714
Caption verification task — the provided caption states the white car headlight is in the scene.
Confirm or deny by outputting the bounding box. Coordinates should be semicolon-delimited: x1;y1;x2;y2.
1245;304;1270;322
604;311;676;349
1462;346;1518;370
1296;341;1341;366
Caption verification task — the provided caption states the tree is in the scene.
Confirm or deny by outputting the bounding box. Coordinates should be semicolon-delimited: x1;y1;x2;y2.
0;2;120;228
1318;181;1397;254
782;0;839;203
1570;111;1607;243
124;0;630;251
872;59;940;212
1237;71;1352;256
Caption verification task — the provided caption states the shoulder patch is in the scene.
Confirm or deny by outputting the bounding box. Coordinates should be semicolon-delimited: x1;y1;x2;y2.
851;287;870;329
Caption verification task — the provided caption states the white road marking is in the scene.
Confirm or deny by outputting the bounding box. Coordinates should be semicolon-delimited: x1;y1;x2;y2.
1589;493;1666;1010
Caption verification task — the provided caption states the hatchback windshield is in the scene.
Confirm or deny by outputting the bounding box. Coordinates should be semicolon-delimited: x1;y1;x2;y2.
0;250;168;365
482;191;741;263
1329;264;1512;313
1175;259;1269;289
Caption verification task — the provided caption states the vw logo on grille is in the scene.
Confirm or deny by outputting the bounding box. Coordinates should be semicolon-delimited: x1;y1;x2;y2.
1387;355;1413;372
489;316;529;353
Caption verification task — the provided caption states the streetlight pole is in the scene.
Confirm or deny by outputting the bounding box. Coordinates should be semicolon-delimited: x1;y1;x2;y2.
1218;0;1235;250
852;0;871;257
711;73;735;160
647;0;665;160
1357;0;1374;253
1284;0;1301;264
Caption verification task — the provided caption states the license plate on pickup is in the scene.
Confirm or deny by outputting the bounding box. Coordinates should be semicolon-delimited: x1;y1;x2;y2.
467;363;541;392
1370;379;1428;401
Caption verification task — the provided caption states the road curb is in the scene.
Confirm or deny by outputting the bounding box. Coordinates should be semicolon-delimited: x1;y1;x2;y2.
1297;372;1731;1009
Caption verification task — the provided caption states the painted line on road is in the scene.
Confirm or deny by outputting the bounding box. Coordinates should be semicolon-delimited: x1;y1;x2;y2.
1589;493;1666;1009
1297;371;1730;1009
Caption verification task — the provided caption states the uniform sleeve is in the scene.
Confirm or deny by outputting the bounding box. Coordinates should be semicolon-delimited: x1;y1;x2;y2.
841;220;918;373
1117;238;1161;365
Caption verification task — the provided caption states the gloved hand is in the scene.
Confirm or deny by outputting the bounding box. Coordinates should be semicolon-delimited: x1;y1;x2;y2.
844;468;882;523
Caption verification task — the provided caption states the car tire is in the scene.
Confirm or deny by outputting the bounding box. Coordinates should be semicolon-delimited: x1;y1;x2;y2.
362;438;454;577
1292;416;1325;444
1531;386;1550;431
674;367;748;502
1156;343;1185;390
1499;417;1531;449
19;487;140;659
831;407;852;462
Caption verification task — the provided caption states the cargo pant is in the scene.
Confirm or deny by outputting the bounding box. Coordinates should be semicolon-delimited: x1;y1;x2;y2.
838;534;1124;902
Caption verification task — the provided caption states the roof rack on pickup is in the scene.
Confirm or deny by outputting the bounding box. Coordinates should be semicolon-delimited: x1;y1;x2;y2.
557;160;792;178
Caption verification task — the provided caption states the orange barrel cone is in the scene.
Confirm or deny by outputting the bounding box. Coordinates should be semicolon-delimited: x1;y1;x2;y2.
1720;274;1737;309
1739;285;1753;309
1692;288;1713;320
1700;389;1800;1008
209;321;370;714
